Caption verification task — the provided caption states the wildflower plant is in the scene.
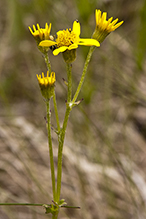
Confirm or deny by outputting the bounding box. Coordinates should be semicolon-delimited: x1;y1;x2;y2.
0;9;123;219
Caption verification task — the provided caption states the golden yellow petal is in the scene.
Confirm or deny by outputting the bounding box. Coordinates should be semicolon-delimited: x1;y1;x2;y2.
53;46;68;55
95;9;101;25
72;20;80;36
39;40;57;47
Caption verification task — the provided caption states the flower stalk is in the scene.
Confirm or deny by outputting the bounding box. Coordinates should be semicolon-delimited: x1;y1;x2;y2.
66;63;72;102
72;46;95;104
46;100;56;201
53;90;61;133
44;51;52;74
43;52;60;134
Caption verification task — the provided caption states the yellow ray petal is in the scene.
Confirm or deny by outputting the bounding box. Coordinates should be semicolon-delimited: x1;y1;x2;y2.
113;20;124;30
95;9;101;25
72;20;80;36
39;40;57;47
53;46;68;55
28;26;34;35
68;43;78;50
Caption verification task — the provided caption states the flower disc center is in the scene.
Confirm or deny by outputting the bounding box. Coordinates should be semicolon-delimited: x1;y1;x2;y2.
56;29;78;47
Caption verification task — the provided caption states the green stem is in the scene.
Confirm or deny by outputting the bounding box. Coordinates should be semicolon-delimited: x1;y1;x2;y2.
56;63;73;202
0;203;44;206
44;51;51;74
66;63;72;102
56;106;71;202
44;52;60;134
72;46;95;104
46;100;56;201
52;211;59;219
0;203;80;208
53;90;61;133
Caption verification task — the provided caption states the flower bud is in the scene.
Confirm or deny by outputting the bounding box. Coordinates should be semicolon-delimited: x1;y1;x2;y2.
37;71;56;100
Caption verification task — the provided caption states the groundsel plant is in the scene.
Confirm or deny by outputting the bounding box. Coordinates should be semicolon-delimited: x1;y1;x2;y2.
0;9;123;219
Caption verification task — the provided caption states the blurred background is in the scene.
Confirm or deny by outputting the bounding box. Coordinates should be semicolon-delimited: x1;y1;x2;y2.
1;0;146;218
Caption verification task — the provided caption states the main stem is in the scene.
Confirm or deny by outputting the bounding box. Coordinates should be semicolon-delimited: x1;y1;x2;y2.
56;63;72;202
52;211;59;219
46;100;56;201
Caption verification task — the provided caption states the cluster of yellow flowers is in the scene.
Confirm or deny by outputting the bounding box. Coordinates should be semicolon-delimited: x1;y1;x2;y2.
29;9;123;55
29;9;123;98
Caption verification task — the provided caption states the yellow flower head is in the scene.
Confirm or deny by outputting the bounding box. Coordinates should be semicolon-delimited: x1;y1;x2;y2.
28;23;56;53
37;71;56;99
37;71;56;86
39;20;100;56
29;23;53;41
93;9;124;43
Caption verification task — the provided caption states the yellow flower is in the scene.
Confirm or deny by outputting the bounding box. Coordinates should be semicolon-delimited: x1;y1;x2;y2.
37;71;56;85
92;9;124;43
39;20;100;56
37;71;56;99
28;23;56;52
